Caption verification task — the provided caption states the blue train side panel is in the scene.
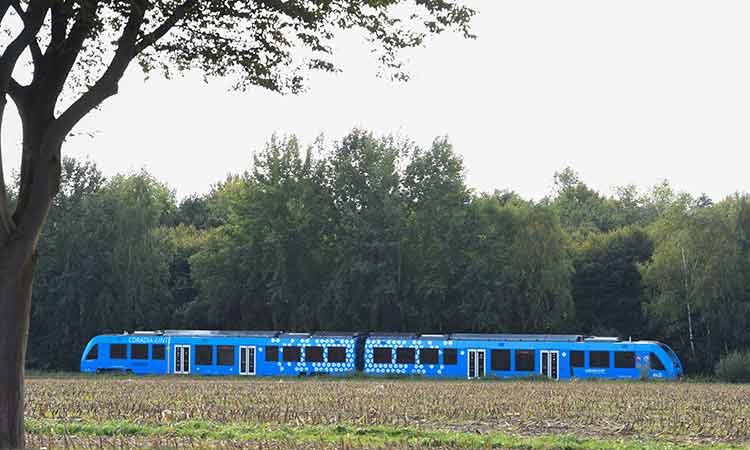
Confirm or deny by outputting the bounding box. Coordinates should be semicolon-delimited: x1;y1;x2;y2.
81;331;363;377
80;334;169;374
362;334;683;381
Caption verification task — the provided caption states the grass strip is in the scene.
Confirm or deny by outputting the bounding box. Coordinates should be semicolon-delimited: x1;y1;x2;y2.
25;419;750;450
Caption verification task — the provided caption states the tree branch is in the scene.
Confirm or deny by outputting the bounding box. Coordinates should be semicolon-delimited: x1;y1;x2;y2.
12;0;196;238
6;2;90;240
53;1;147;137
59;0;98;55
48;2;68;54
38;0;100;106
7;77;26;106
13;0;149;239
0;2;47;243
9;0;43;66
0;1;48;90
135;0;198;53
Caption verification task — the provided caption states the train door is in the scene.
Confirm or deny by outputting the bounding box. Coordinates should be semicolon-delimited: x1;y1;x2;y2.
239;346;256;376
174;345;190;375
467;349;485;379
540;350;559;380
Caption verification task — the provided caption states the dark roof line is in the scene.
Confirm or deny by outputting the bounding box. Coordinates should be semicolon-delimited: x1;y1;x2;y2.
118;330;624;343
451;333;585;342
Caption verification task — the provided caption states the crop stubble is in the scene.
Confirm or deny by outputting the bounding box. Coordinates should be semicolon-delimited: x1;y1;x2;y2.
25;377;750;446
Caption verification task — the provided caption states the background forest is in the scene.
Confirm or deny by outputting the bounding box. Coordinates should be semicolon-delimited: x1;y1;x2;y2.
18;130;750;375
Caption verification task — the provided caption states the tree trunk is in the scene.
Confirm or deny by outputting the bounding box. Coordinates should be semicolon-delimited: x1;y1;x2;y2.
0;243;35;449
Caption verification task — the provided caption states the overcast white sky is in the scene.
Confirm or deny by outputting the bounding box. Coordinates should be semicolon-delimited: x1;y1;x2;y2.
3;1;750;201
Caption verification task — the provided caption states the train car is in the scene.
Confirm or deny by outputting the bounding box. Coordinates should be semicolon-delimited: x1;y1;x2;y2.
362;333;683;380
80;330;363;376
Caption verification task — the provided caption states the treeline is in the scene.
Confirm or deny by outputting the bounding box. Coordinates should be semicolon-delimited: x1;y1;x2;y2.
22;130;750;374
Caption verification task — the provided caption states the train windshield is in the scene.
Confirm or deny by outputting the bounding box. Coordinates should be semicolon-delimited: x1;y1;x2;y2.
658;343;681;368
84;344;98;360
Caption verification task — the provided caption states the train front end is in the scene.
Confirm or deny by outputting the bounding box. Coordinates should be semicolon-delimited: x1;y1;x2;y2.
79;336;102;373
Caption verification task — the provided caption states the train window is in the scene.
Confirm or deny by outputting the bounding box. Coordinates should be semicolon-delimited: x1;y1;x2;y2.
110;344;126;359
85;344;98;361
491;349;510;371
443;348;458;365
515;350;535;371
131;344;148;360
590;351;610;368
217;346;235;366
152;344;166;360
328;347;347;363
283;346;301;362
571;351;584;368
615;351;635;369
650;353;666;371
305;346;324;362
266;346;279;362
196;345;213;365
396;348;416;364
420;348;439;365
373;347;392;364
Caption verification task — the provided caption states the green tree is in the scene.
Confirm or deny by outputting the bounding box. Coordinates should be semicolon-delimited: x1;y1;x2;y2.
190;136;333;330
161;224;208;328
572;227;653;336
0;2;474;445
173;195;217;230
549;167;617;237
94;173;176;330
29;166;176;370
401;138;470;330
173;177;238;230
642;195;750;372
324;130;406;330
549;168;665;237
459;194;573;332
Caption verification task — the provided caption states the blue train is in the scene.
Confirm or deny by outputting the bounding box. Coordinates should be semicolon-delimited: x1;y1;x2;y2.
80;330;684;380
